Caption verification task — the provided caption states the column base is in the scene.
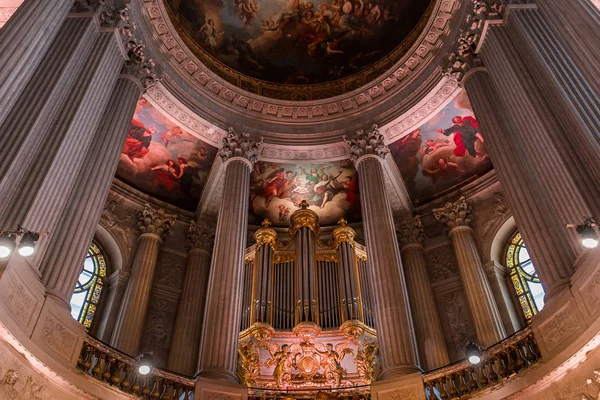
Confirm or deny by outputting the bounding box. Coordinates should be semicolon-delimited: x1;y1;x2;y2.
195;377;248;400
378;364;423;381
0;258;85;368
370;372;426;400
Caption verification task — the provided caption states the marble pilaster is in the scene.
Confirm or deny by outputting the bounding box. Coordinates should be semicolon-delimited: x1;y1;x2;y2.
398;216;450;371
251;219;277;324
344;126;420;379
434;197;505;347
332;219;361;322
197;129;262;383
110;205;176;356
167;221;214;376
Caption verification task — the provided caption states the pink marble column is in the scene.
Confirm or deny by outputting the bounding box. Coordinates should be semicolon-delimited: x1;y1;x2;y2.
168;221;214;376
344;126;420;379
111;205;176;356
197;129;262;383
434;197;505;347
398;216;449;371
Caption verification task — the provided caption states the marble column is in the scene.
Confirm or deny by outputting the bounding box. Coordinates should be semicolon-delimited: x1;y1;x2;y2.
0;0;74;126
398;216;449;371
462;69;576;300
251;219;277;325
434;197;505;348
344;126;420;379
332;219;361;322
168;221;214;376
289;201;320;324
111;205;176;356
197;129;262;383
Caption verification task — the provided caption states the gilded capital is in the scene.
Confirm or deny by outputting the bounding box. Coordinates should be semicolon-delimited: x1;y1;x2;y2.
254;219;278;250
137;204;176;240
343;124;388;165
219;127;263;166
187;220;215;252
433;196;473;230
288;200;321;237
332;218;356;248
397;216;425;247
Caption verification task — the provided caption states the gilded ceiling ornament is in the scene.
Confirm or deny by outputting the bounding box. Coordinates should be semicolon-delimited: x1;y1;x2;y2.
254;219;278;250
137;203;176;240
219;128;263;165
343;125;389;165
186;220;215;252
433;196;473;230
332;218;356;249
397;216;425;247
288;200;321;238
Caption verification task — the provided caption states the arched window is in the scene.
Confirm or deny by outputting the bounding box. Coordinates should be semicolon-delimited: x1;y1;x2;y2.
69;241;107;330
505;232;545;322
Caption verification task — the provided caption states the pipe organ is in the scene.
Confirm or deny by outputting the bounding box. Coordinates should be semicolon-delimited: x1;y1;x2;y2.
238;202;379;390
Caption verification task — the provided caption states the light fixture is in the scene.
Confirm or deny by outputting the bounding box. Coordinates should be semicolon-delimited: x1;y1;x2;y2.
466;342;482;365
137;352;154;376
0;234;15;259
577;218;599;249
17;232;40;257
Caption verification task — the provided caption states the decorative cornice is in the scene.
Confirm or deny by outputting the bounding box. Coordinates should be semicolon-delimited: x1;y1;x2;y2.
137;203;176;239
219;128;263;166
397;216;425;247
254;219;278;251
433;196;473;230
289;201;321;238
186;220;215;252
344;125;388;166
259;143;349;163
332;219;356;249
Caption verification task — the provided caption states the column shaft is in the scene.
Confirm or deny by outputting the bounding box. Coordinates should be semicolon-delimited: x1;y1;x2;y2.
39;78;140;305
357;156;419;378
168;248;212;375
449;227;505;347
0;0;74;125
401;244;449;370
198;159;251;382
464;71;576;296
111;234;162;355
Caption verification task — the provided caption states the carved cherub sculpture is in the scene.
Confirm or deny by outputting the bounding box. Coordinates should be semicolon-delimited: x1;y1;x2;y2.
320;343;354;386
264;344;292;388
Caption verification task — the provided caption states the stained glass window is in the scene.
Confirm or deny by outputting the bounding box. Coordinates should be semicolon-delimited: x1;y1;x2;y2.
506;232;544;322
70;242;107;330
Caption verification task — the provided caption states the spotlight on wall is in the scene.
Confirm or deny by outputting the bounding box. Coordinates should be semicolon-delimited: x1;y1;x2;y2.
466;342;482;365
0;227;46;258
577;217;599;249
137;352;154;376
0;234;15;259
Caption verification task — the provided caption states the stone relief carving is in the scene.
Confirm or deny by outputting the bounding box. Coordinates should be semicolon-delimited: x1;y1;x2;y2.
101;198;137;253
343;125;388;164
187;221;215;252
440;291;471;359
154;252;186;290
205;391;239;400
540;306;581;352
3;275;36;327
137;203;177;240
433;196;473;230
259;144;348;163
581;270;600;317
140;296;178;368
41;315;77;360
425;245;457;283
379;387;421;400
397;216;425;247
219;128;263;165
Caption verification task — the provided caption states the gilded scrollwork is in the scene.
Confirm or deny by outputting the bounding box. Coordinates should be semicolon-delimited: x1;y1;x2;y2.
255;219;278;250
238;341;261;387
354;338;378;385
332;219;356;249
289;200;321;238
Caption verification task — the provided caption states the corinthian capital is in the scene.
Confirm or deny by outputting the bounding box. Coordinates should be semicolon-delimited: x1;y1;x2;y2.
121;39;160;91
433;197;473;230
219;128;263;165
187;220;215;252
137;203;176;239
343;124;388;165
397;216;425;247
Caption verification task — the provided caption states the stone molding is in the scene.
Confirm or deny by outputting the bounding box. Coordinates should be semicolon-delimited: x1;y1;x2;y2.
137;203;177;239
433;196;473;230
136;0;460;124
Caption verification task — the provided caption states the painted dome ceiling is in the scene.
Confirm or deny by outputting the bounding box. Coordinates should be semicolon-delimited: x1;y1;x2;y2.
165;0;434;99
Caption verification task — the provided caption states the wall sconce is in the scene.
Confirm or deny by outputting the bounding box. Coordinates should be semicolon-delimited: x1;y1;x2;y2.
0;227;46;259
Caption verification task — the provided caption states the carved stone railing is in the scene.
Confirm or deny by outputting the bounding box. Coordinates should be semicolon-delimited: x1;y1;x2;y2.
423;327;541;399
77;335;194;399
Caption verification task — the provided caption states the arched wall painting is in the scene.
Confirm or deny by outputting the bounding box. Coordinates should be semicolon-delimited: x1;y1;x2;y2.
117;98;218;211
249;160;360;226
388;91;493;204
166;0;432;85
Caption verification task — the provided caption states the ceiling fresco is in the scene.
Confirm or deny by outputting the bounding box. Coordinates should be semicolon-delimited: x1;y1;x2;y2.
117;98;218;211
166;0;432;88
249;160;361;226
388;91;493;204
